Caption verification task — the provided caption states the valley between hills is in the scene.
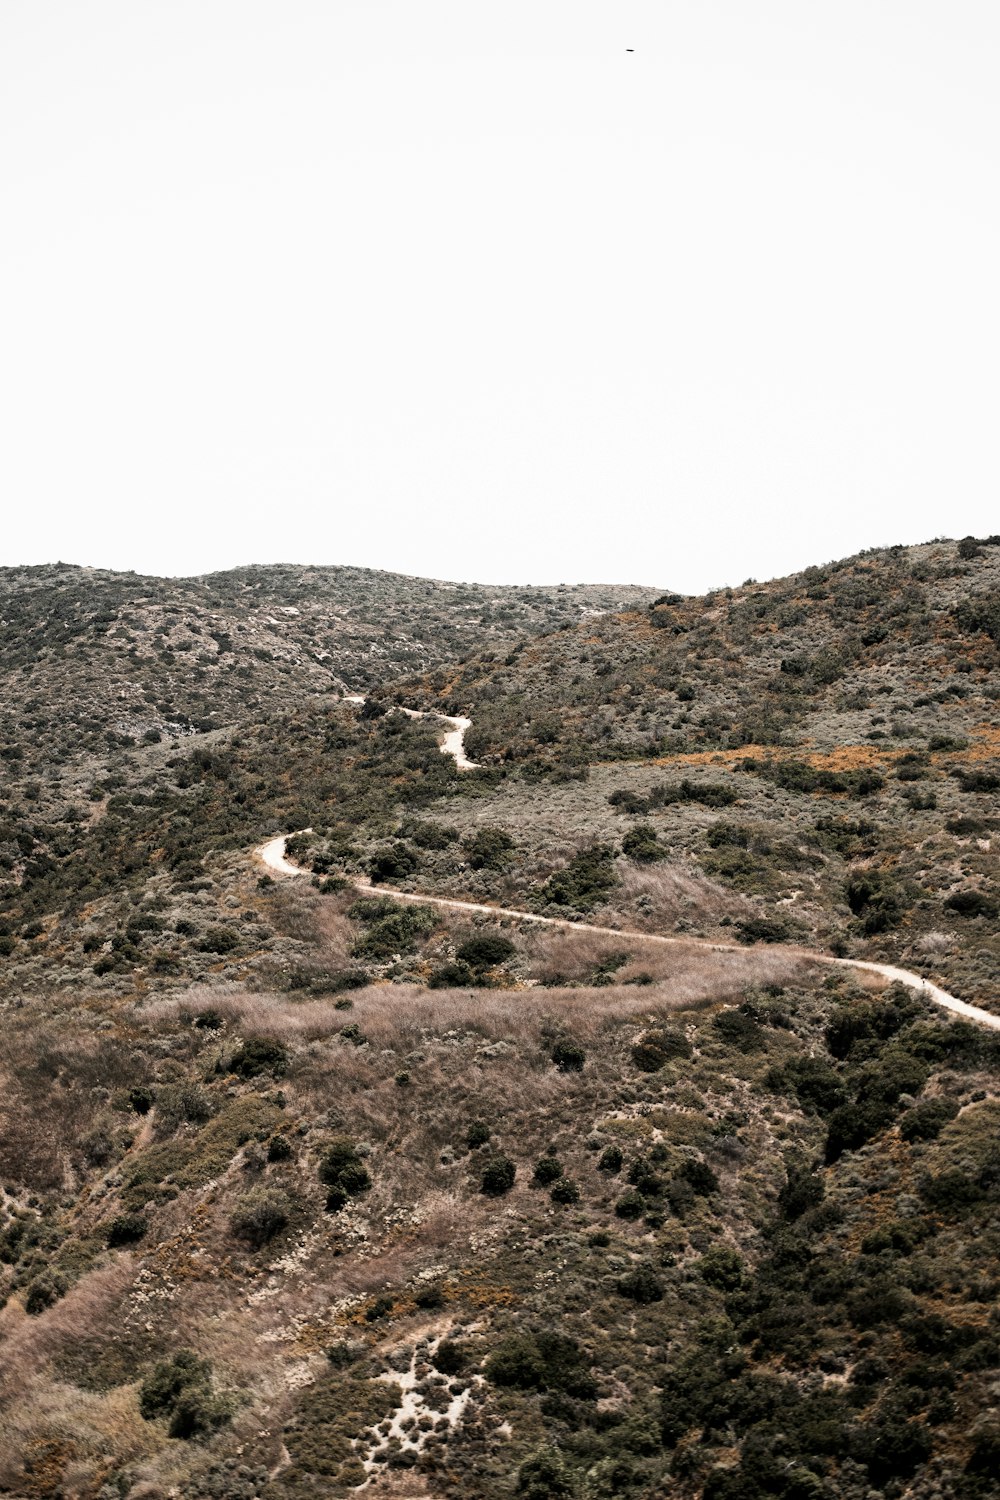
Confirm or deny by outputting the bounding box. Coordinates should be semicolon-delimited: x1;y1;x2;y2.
0;538;998;1500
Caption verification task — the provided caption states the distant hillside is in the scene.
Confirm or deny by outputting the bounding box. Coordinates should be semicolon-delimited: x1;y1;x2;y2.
0;562;660;768
377;537;999;1006
404;538;1000;765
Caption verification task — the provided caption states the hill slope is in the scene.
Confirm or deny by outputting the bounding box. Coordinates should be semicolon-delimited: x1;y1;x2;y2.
0;541;998;1500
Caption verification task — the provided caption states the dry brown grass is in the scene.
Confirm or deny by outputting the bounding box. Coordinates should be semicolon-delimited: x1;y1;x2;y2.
606;862;752;931
142;939;809;1051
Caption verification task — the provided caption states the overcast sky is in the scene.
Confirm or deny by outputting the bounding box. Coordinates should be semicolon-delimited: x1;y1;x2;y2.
2;2;998;592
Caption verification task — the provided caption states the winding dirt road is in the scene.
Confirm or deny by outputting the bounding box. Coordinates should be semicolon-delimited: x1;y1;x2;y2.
253;710;1000;1032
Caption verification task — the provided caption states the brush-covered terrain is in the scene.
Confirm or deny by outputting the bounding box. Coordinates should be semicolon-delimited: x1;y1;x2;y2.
0;540;998;1500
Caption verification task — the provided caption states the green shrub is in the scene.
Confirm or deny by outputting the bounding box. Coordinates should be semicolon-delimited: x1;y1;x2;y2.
539;843;618;910
551;1037;586;1072
368;842;418;883
766;1057;846;1115
481;1155;516;1196
824;1101;894;1162
229;1037;288;1078
517;1448;574;1498
485;1330;596;1398
428;961;475;988
464;826;515;869
400;819;458;850
697;1246;744;1290
953;767;1000;793
432;1338;467;1375
455;933;516;970
622;823;666;863
944;888;998;919
138;1349;231;1439
712;1007;766;1052
319;1138;372;1210
599;1144;624;1173
105;1212;148;1247
631;1028;692;1071
899;1098;959;1141
778;1169;825;1220
263;1134;292;1163
351;902;437;960
615;1188;646;1220
533;1155;563;1186
735;916;791;945
466;1120;492;1149
229;1188;290;1247
677;1159;718;1195
25;1274;66;1315
197;925;240;954
617;1262;664;1303
845;870;907;933
550;1178;580;1205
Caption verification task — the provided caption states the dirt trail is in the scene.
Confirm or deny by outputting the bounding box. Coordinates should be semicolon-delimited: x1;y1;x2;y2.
255;703;999;1031
339;694;479;770
253;833;1000;1033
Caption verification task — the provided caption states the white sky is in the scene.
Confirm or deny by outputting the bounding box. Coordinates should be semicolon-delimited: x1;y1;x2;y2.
2;2;998;592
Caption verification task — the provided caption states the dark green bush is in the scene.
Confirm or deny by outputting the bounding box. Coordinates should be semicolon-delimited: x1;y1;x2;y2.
677;1159;719;1195
735;916;791;945
368;841;419;883
631;1028;692;1071
516;1449;574;1498
229;1188;290;1247
824;1101;894;1162
551;1037;586;1072
844;870;908;933
615;1188;646;1219
466;1120;492;1149
229;1037;288;1078
464;826;515;869
766;1057;846;1115
778;1170;825;1220
533;1156;563;1186
944;888;998;919
197;925;240;954
455;933;516;969
485;1330;596;1398
697;1246;745;1290
351;902;437;960
550;1177;580;1205
105;1212;148;1247
617;1262;664;1303
319;1137;371;1210
25;1274;66;1315
899;1098;959;1141
428;961;476;988
138;1349;230;1439
713;1007;766;1052
433;1339;468;1375
266;1134;294;1162
481;1154;516;1196
622;823;666;863
539;843;618;910
598;1144;623;1173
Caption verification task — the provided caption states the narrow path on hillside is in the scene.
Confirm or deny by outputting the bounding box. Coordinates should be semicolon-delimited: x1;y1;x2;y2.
253;706;1000;1032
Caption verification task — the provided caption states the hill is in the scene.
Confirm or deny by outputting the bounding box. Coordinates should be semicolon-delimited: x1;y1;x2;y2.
0;561;659;776
382;536;1000;1011
0;541;998;1500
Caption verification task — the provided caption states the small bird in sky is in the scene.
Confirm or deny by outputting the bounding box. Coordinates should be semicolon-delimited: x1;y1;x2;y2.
626;48;634;52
